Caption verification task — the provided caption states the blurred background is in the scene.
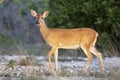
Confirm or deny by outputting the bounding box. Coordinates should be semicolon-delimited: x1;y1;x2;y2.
0;0;120;57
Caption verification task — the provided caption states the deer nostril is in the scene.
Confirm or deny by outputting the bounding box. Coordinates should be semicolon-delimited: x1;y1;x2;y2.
35;21;39;24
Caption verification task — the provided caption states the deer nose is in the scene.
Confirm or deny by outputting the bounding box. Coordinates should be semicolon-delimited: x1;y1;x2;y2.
35;21;39;24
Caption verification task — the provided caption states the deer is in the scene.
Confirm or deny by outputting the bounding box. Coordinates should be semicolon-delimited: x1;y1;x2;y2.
30;10;105;73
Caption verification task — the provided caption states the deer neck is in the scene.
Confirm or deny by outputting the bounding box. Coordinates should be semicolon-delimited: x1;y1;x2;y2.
39;20;49;39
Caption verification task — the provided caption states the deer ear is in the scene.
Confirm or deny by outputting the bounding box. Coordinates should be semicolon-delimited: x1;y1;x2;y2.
30;10;37;17
43;11;49;18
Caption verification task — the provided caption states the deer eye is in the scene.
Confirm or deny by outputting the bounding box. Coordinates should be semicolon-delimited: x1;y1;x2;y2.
41;17;43;19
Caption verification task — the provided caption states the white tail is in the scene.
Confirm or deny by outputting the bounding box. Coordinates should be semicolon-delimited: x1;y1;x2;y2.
30;10;105;73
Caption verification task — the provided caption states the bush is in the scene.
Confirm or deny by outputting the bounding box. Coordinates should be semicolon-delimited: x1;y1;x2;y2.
48;0;120;56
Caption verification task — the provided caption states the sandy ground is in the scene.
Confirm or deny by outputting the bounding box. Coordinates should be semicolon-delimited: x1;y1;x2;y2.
0;55;120;80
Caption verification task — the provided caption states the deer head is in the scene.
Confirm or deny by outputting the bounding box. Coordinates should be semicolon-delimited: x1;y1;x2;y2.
30;10;49;25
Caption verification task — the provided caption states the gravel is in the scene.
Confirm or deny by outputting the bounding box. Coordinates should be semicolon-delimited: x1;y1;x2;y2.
0;55;120;80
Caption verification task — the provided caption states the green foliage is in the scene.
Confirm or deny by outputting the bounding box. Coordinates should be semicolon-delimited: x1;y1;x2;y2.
0;34;13;48
12;0;19;3
7;59;16;69
19;0;49;15
97;32;110;50
0;33;16;54
0;0;119;56
0;0;50;55
49;0;120;56
0;0;3;4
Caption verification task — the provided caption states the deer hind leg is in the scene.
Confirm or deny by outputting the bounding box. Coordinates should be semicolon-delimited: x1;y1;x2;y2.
89;35;105;72
48;47;57;70
90;46;105;72
81;44;93;73
54;48;58;71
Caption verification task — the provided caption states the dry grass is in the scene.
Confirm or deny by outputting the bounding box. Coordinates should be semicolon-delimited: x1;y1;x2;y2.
19;57;36;66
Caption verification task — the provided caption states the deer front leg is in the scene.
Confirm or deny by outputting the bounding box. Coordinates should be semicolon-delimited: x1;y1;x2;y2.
48;47;56;70
54;48;58;71
81;44;93;73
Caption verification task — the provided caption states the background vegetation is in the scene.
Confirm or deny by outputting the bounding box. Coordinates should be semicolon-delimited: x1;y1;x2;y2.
0;0;120;57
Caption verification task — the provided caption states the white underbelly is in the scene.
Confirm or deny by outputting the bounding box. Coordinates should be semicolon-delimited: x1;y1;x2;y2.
59;44;80;49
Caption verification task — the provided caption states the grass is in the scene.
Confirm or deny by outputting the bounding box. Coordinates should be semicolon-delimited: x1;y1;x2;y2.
19;57;35;66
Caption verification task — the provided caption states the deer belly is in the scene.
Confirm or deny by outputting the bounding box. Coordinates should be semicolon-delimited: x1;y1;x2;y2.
59;43;80;49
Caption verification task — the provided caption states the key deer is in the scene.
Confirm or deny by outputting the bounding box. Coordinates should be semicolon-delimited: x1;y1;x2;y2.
30;10;105;73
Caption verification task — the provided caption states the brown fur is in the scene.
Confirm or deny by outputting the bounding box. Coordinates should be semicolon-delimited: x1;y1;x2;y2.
30;10;105;73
